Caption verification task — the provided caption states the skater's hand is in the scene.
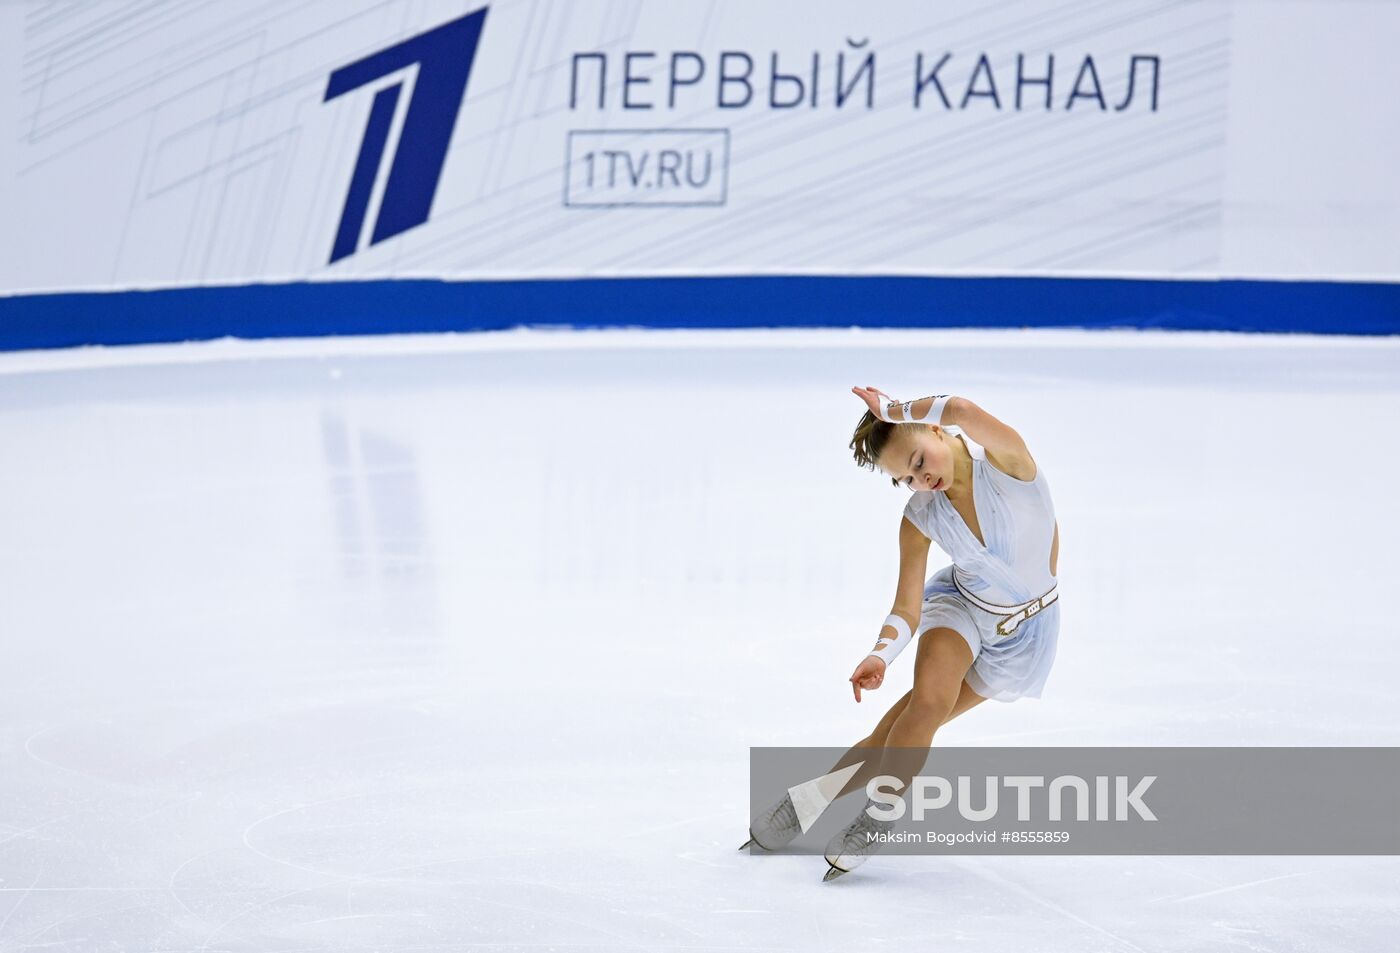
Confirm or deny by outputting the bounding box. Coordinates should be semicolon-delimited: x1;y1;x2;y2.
852;385;899;421
850;656;886;702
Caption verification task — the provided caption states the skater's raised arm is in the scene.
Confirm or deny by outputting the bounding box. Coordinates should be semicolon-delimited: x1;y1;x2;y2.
942;397;1037;482
849;515;930;703
852;386;1037;482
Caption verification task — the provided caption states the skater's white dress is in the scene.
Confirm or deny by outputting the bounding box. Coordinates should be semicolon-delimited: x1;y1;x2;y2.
901;431;1060;702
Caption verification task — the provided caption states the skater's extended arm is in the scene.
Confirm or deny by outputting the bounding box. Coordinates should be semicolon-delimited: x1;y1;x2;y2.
889;515;931;631
850;515;930;702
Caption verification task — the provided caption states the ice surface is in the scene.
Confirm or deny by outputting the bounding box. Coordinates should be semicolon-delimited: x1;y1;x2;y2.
1;327;1398;951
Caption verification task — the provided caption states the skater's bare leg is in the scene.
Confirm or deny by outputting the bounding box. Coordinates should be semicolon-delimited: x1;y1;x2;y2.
828;677;985;800
816;630;977;877
745;630;977;854
871;628;976;793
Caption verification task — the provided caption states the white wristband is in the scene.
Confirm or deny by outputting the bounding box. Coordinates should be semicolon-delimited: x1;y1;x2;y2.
867;613;915;667
878;394;953;426
875;397;905;424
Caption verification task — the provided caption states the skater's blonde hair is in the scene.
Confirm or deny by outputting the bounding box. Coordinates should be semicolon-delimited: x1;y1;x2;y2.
849;412;932;487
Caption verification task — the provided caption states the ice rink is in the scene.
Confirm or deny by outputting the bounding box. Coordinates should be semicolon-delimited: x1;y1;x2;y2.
2;327;1398;952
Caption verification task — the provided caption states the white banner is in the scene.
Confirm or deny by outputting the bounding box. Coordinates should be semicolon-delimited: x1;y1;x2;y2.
2;0;1398;295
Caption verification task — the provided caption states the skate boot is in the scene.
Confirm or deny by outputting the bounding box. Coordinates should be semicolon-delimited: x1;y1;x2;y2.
821;798;895;881
739;792;801;851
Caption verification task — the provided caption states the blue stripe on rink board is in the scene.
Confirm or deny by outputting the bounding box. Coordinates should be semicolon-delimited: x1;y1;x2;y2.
0;276;1397;350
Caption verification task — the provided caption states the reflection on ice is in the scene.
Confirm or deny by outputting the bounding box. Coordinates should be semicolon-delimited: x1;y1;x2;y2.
1;328;1398;951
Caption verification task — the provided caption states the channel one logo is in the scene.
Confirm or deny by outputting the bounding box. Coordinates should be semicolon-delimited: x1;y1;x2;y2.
322;7;488;264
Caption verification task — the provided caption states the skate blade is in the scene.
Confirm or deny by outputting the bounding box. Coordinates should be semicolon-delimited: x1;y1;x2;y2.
738;837;755;851
822;863;850;882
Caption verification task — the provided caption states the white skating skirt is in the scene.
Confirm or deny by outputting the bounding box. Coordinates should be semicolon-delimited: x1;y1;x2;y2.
917;564;1060;703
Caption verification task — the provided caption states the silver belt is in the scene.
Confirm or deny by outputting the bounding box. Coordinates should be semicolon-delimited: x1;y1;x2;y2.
952;574;1059;638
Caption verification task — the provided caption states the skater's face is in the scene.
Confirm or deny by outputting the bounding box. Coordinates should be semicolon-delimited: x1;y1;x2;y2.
878;426;957;493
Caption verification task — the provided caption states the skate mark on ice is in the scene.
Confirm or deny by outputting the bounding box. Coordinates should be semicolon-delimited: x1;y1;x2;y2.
0;863;45;940
622;808;732;840
955;859;1152;953
678;849;738;869
1151;870;1315;904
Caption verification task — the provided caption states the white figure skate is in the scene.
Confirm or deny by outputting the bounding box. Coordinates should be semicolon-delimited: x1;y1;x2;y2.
821;799;894;881
739;792;802;851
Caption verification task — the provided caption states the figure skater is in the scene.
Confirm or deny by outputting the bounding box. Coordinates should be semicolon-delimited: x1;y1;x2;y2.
742;387;1061;880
